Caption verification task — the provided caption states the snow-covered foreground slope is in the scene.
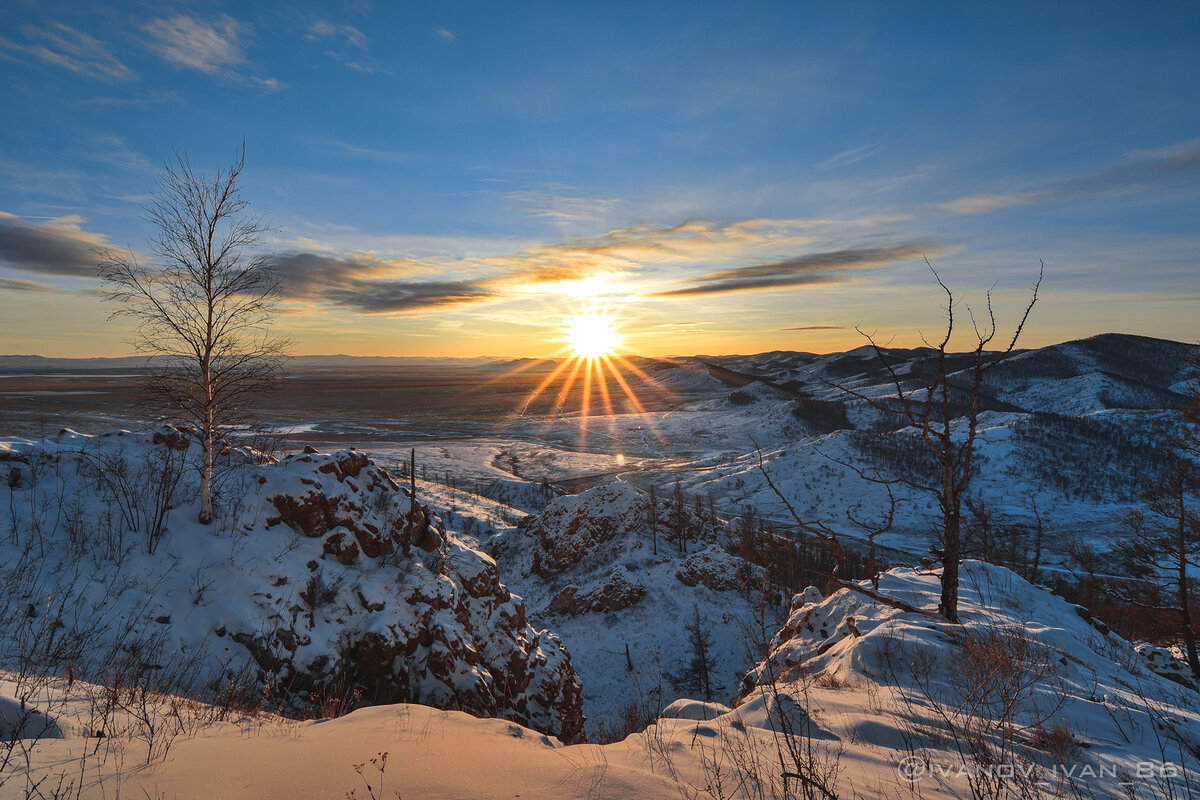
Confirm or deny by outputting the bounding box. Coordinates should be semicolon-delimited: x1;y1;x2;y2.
0;429;584;743
6;560;1197;799
731;559;1200;798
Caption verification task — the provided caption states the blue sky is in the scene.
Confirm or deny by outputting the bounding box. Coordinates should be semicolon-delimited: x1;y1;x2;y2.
1;1;1199;357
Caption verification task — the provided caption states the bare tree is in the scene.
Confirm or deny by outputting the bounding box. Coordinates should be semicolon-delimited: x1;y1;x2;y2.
98;144;288;524
1110;465;1200;680
824;261;1041;622
1106;347;1200;680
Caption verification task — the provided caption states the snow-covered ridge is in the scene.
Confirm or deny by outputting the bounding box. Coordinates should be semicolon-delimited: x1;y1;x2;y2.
0;428;584;742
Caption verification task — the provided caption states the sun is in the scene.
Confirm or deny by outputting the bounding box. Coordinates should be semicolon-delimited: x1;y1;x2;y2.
565;310;621;359
491;305;675;453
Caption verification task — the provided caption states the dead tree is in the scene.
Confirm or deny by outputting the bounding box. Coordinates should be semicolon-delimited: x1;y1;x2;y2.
826;261;1041;622
1108;348;1200;679
646;483;659;556
98;144;288;524
1110;461;1200;680
669;480;688;553
753;443;925;616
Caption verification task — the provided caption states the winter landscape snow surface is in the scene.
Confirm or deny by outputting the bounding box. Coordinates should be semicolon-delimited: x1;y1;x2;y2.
1;333;1198;798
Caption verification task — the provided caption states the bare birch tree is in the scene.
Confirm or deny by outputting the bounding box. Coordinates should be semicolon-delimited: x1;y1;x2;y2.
98;145;288;524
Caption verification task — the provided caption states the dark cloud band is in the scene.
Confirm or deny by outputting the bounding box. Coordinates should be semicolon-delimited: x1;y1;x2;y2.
653;244;942;297
326;279;494;313
0;216;104;278
0;277;56;293
269;252;496;313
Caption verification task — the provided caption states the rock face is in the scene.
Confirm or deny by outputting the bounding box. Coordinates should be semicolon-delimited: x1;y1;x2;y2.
1135;643;1199;691
675;545;765;593
514;482;644;572
549;567;647;616
234;448;585;743
490;481;782;737
0;431;585;744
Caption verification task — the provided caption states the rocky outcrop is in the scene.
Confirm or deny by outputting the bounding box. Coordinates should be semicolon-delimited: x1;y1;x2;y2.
512;484;633;572
244;447;586;743
549;568;647;616
504;481;719;575
675;545;765;593
267;449;444;560
1135;643;1199;691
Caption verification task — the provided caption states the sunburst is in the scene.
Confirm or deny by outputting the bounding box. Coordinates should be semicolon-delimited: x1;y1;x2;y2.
485;306;678;457
565;310;621;359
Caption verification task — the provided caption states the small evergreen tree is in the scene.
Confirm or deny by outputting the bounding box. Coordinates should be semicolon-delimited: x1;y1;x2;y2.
673;605;716;701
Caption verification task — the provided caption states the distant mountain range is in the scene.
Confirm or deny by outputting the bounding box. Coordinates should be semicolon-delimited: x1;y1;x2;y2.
5;332;1193;377
0;353;504;371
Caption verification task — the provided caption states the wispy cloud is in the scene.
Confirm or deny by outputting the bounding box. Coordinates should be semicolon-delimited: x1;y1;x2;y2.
0;23;133;81
0;160;88;203
938;193;1032;215
435;27;456;42
1129;138;1200;161
85;135;153;173
651;244;951;298
141;14;282;88
270;219;934;315
506;189;619;222
75;90;180;108
776;325;845;331
309;138;410;164
1054;138;1200;197
142;15;244;74
0;212;113;279
306;18;381;72
0;277;57;293
308;20;367;49
817;139;884;169
940;137;1200;215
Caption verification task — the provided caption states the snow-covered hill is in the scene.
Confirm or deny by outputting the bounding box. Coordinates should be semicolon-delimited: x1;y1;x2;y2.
726;559;1200;798
0;429;585;743
631;333;1194;561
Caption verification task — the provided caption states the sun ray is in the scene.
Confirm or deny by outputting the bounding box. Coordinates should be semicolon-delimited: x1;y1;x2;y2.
535;355;585;440
592;354;620;447
610;353;680;406
481;306;685;464
517;357;575;416
600;353;668;447
488;356;575;437
477;354;561;393
580;355;594;448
